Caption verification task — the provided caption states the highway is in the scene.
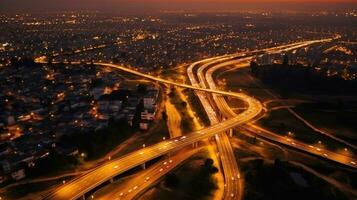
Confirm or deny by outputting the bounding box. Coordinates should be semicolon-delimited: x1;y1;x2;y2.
41;37;353;200
98;147;203;200
178;38;332;199
44;106;261;200
43;62;262;200
95;57;238;200
96;89;199;200
201;52;357;169
188;57;245;200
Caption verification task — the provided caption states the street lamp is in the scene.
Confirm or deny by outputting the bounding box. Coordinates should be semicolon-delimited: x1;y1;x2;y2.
80;152;86;158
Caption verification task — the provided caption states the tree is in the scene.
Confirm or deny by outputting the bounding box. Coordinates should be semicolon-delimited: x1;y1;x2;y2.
279;122;286;131
181;101;187;108
164;173;180;188
250;61;259;74
162;111;168;121
204;158;214;167
283;54;289;66
137;84;147;95
169;88;176;98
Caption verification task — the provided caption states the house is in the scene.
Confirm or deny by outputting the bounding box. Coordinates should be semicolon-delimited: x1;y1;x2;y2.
0;172;8;184
141;109;156;121
143;89;159;109
0;143;12;156
11;168;26;180
126;114;135;127
91;87;105;100
7;116;15;125
98;100;122;113
127;95;140;108
140;120;149;131
55;146;79;156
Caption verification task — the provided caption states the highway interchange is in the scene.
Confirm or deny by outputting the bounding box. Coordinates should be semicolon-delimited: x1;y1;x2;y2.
40;37;357;200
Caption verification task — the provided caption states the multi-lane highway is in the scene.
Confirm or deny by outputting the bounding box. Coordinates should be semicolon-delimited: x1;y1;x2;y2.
98;147;203;200
201;50;357;169
43;62;263;200
97;38;341;200
44;103;261;199
188;57;245;200
41;37;356;200
97;90;199;200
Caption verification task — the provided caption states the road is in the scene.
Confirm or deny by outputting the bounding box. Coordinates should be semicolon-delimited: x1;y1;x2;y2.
96;88;189;200
188;57;245;200
189;40;334;199
201;55;357;169
41;38;351;200
44;109;261;200
43;62;263;200
97;147;203;200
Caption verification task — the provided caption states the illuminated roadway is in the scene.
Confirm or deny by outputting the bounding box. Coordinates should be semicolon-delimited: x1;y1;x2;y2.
41;37;356;200
106;39;340;200
43;62;263;200
190;39;356;198
99;56;248;200
201;50;357;169
191;40;337;199
44;105;261;199
188;56;245;200
98;147;203;200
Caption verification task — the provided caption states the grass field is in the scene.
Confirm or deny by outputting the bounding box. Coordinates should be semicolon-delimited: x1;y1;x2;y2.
294;103;357;143
257;109;356;154
240;159;351;200
218;68;274;102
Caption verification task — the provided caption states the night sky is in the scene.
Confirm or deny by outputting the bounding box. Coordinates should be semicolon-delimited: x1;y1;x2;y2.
0;0;356;12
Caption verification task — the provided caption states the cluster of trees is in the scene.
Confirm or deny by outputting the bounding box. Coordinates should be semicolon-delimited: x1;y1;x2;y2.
168;88;194;132
189;158;219;198
242;159;349;200
183;89;210;126
27;117;133;178
164;158;219;198
62;118;133;160
26;151;79;178
250;62;357;94
9;57;40;68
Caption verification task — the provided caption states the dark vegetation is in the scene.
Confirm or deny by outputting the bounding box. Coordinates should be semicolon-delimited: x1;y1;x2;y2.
163;158;219;199
187;158;219;198
3;179;61;200
250;61;357;95
25;118;133;178
168;88;194;132
164;173;180;188
26;151;79;178
62;118;133;160
294;101;357;143
183;89;210;126
242;159;349;200
258;109;352;152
